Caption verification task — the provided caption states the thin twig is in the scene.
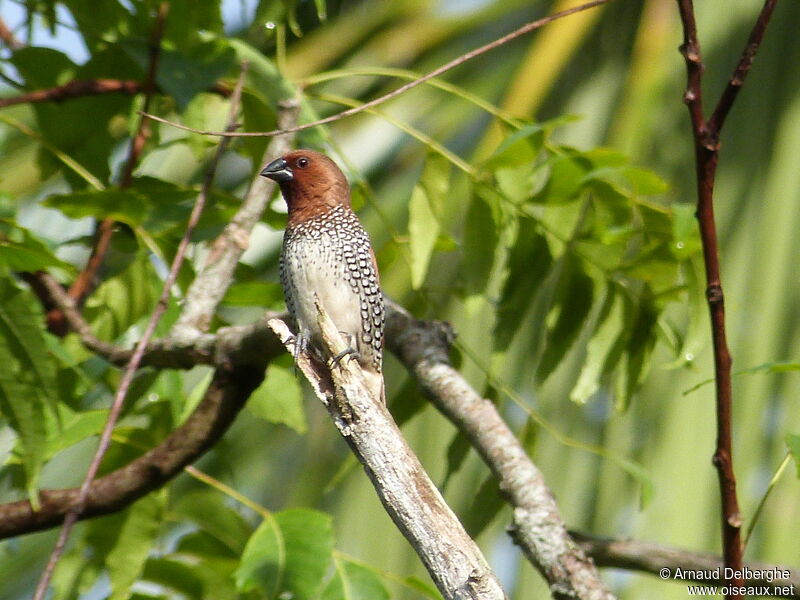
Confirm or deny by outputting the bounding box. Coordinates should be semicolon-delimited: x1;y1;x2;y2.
708;0;778;134
675;1;779;597
34;272;122;358
0;78;231;109
49;218;115;333
140;0;615;138
47;3;170;336
31;55;248;600
0;16;23;50
27;268;284;370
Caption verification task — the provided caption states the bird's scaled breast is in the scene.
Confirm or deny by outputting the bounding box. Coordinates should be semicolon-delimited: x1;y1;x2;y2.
282;227;364;343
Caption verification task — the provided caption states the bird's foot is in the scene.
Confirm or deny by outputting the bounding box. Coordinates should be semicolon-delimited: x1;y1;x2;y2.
330;332;361;369
287;331;312;374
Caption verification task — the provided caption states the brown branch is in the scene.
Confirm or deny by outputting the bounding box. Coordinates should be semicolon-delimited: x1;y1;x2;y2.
384;302;613;600
0;16;23;50
44;6;170;339
0;361;265;540
708;0;779;134
0;78;231;109
574;532;799;599
33;271;124;358
25;270;285;369
140;0;616;139
48;218;115;334
675;1;779;597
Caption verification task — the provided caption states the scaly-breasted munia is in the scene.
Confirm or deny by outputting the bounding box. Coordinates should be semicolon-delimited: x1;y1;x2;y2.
261;150;385;402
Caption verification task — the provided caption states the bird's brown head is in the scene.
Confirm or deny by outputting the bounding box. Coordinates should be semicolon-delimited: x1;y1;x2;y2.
261;150;351;225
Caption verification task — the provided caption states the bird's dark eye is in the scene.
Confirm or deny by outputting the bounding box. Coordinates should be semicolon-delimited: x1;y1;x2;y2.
296;157;310;168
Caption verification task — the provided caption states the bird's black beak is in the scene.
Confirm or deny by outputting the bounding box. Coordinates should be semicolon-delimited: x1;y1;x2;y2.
260;157;293;182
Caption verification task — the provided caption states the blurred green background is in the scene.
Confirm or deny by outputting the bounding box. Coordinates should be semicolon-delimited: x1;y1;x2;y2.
1;0;798;598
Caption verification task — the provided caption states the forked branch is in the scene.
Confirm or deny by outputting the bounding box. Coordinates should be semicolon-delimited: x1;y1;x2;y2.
268;307;507;600
675;1;779;597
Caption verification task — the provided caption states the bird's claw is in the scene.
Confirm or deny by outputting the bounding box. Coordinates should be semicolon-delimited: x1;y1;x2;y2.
287;331;312;375
330;331;360;368
330;346;360;369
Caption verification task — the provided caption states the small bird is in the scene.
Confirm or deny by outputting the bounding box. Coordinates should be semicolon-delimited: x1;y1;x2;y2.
261;150;385;402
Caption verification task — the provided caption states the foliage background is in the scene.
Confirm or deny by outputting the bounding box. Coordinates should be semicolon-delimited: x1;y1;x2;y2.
0;0;798;598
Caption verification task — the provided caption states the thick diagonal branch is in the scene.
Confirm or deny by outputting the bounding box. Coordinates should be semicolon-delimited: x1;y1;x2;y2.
385;302;613;600
268;312;507;600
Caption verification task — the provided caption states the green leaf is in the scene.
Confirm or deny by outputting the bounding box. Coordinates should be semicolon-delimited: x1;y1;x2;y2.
105;492;167;600
45;409;107;461
247;357;307;434
0;220;75;271
532;154;590;204
537;256;594;383
462;187;499;294
321;557;389;600
494;163;536;204
0;279;60;505
442;430;471;488
462;475;504;538
60;0;132;48
483;116;576;169
44;189;150;226
494;219;552;350
236;508;333;599
142;558;206;599
84;253;159;341
14;44;136;186
10;47;76;87
156;40;237;110
570;285;627;404
418;154;450;218
222;281;285;308
172;491;252;555
176;530;241;560
787;434;800;479
408;185;440;290
51;547;100;600
121;36;235;110
407;155;452;289
163;0;224;46
614;294;658;409
671;203;702;259
484;123;545;169
620;166;669;196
